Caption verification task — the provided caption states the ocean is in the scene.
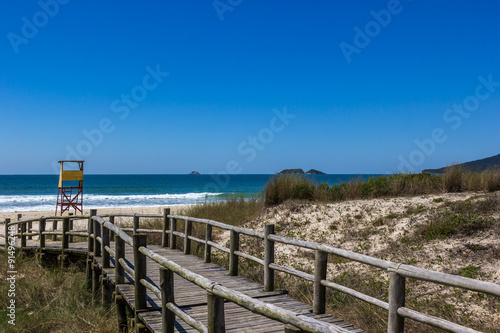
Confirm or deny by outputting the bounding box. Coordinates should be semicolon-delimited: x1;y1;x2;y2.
0;174;377;212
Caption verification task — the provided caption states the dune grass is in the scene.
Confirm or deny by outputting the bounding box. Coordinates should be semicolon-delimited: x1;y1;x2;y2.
264;167;500;206
0;253;116;333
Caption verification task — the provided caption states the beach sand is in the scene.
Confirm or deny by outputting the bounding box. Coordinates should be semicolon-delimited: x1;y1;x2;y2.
0;205;193;231
0;205;190;220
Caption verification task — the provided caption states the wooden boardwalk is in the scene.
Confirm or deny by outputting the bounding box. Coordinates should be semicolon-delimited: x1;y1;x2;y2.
20;241;363;333
5;212;498;333
110;246;363;333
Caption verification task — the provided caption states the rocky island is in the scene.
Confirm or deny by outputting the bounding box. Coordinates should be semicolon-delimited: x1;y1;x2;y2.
277;168;326;175
305;169;326;175
188;171;200;175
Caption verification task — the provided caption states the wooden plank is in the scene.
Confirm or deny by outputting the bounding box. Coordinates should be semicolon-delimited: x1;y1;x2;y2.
15;238;364;333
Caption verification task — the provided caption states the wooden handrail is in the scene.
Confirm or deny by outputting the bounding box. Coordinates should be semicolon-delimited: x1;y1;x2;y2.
3;209;499;333
140;246;349;333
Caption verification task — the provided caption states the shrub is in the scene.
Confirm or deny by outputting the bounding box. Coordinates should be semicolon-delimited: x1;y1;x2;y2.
345;178;363;199
264;175;316;206
293;184;314;200
444;164;464;192
361;176;390;198
464;171;483;192
329;183;346;201
482;169;500;192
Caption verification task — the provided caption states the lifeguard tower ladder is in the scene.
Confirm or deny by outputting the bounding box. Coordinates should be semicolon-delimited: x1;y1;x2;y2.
55;160;84;215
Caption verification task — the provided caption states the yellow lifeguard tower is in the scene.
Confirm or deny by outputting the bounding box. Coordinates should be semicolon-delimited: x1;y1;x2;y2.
55;160;84;215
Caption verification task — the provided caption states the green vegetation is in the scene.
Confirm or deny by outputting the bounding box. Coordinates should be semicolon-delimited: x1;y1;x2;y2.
458;265;482;279
263;167;500;206
0;253;116;333
180;197;264;225
177;171;500;333
416;196;499;240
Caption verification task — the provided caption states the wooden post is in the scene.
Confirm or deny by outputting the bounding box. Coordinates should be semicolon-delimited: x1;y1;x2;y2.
94;218;101;257
61;217;70;268
92;213;101;303
133;234;148;311
204;224;212;263
52;219;58;241
207;293;225;333
162;208;170;247
20;221;26;249
28;219;33;240
116;294;128;332
229;230;239;276
109;215;115;242
17;214;22;242
92;262;102;304
101;221;112;306
170;218;177;250
86;209;97;290
388;271;406;333
68;213;73;243
264;224;275;291
39;218;46;250
88;209;97;253
62;217;70;249
18;213;29;241
133;215;139;234
313;250;328;314
102;276;113;307
102;223;110;268
115;235;125;285
114;234;126;325
27;222;33;240
160;267;175;333
184;219;192;255
4;218;9;248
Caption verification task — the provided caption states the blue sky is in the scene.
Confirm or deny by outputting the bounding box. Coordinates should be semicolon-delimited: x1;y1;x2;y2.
1;0;499;174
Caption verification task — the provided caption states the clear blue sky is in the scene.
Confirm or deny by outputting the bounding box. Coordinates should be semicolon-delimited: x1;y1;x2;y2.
1;0;499;174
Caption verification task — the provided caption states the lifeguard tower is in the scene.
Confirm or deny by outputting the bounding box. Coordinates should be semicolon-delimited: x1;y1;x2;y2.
55;160;84;215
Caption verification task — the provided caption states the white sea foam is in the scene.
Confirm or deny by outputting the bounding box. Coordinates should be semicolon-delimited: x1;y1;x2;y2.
0;192;222;212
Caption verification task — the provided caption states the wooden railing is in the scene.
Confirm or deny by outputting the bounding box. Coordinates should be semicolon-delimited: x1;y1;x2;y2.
2;209;499;333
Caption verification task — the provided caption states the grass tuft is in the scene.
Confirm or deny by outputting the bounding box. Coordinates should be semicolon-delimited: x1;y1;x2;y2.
0;253;116;333
444;164;464;192
263;169;500;206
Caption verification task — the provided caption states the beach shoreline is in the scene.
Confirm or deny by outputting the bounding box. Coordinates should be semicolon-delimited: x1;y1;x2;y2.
0;205;192;222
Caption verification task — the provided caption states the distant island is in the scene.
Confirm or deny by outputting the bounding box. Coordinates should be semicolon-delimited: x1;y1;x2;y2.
188;171;200;175
277;168;326;175
422;153;500;174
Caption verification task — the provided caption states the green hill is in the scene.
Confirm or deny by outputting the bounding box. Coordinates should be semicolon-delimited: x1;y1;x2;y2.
422;153;500;174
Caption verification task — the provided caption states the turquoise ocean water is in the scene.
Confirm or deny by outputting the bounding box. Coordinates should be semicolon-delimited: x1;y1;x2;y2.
0;174;378;212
